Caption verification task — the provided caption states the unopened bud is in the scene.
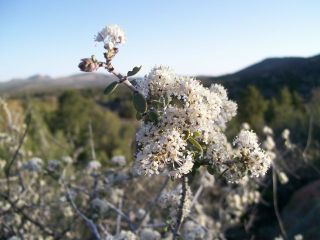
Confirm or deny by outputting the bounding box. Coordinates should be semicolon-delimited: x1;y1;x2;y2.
78;58;99;72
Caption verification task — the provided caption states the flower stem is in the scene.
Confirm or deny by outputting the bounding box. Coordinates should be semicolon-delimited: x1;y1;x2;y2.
173;175;188;240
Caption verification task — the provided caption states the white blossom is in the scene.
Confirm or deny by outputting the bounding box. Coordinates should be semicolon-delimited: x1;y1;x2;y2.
282;129;290;140
294;234;303;240
135;128;194;178
233;130;259;150
86;160;101;171
278;171;289;184
263;126;274;135
95;24;126;46
111;155;127;167
61;156;73;164
263;135;276;151
274;236;284;240
241;122;251;130
230;130;271;181
282;128;294;149
134;67;239;179
135;66;269;181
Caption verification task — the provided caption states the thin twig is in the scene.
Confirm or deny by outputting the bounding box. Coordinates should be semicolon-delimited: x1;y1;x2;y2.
116;194;123;234
5;114;31;194
272;167;287;239
191;184;203;208
173;175;188;240
104;200;136;231
88;121;97;161
62;181;101;240
101;49;139;93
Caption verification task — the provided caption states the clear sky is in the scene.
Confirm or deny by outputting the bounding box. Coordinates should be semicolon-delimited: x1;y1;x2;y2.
0;0;319;81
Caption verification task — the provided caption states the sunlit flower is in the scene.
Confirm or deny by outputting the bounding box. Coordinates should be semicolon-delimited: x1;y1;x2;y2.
278;171;289;184
95;24;126;46
263;126;274;135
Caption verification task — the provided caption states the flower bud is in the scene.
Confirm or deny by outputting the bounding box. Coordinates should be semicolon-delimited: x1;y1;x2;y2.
78;58;99;72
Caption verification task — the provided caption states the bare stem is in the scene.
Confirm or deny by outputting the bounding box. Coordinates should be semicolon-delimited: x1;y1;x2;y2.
116;193;123;235
272;167;287;239
173;175;188;240
100;50;139;93
63;181;101;240
191;184;203;208
88;121;97;161
5;113;31;195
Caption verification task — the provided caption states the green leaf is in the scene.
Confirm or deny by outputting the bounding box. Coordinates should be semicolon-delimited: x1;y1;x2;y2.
127;66;142;77
193;131;201;138
187;137;203;153
147;110;159;123
133;92;147;113
104;81;118;95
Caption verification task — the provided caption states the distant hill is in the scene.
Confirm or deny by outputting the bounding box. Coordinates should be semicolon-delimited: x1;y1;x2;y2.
0;73;116;95
1;54;320;99
198;54;320;99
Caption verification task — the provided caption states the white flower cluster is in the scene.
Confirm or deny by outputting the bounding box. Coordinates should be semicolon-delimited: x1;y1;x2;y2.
262;126;276;161
225;189;260;224
229;130;271;181
282;128;294;149
159;183;192;222
135;128;194;178
135;66;246;179
275;234;303;240
86;160;101;172
262;126;290;185
277;171;289;184
95;24;126;49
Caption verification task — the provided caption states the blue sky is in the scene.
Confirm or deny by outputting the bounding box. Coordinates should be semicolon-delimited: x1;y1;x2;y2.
0;0;319;81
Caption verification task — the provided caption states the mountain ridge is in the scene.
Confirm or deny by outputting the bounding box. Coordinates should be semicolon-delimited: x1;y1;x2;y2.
198;53;320;99
1;53;320;98
0;73;116;94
